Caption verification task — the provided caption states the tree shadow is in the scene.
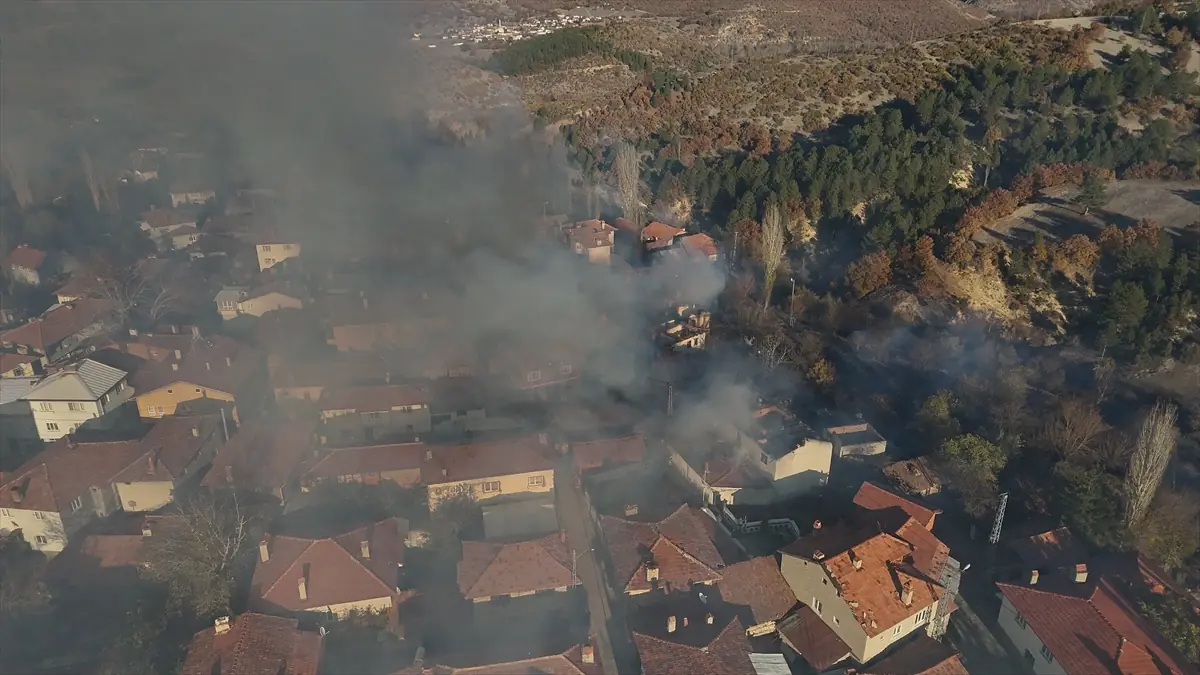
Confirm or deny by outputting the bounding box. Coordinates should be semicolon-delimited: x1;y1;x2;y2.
1171;188;1200;207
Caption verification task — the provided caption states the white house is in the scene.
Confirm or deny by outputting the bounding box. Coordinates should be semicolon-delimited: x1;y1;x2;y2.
23;359;133;441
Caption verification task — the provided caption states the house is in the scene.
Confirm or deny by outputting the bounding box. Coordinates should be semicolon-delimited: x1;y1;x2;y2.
0;434;151;552
629;592;759;675
111;416;225;512
0;353;42;378
599;504;734;596
714;555;799;637
571;434;648;483
857;635;969;675
0;298;112;361
319;384;431;444
139;208;198;249
884;457;943;497
996;565;1192;675
179;613;323;675
203;420;316;503
7;245;47;286
614;219;687;253
300;441;426;491
132;334;264;422
777;482;954;666
777;606;854;672
563;219;617;264
424;435;557;510
251;518;412;626
0;377;39;448
125;148;165;183
488;345;580;398
268;352;383;403
458;531;575;602
327;314;447;353
660;305;711;352
168;182;216;208
398;644;601;675
250;231;302;271
167;225;202;251
22;358;133;441
214;283;306;320
827;422;888;457
679;233;719;262
428;378;523;436
45;516;162;586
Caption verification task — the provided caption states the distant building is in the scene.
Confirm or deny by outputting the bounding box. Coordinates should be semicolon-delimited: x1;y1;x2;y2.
203;420;316;504
139;208;198;250
0;299;112;362
0;353;42;378
562;219;617;265
659;305;711;352
168;183;216;208
214;283;305;320
249;231;302;272
111;416;225;513
884;456;943;497
424;435;557;510
599;504;735;596
827;422;887;457
318;384;431;444
6;245;47;286
131;335;264;423
628;592;760;675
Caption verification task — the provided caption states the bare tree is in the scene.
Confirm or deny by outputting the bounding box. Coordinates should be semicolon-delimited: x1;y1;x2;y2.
1094;353;1116;403
87;261;181;328
141;493;257;617
760;203;786;310
757;329;796;371
1044;398;1107;460
1125;402;1179;529
614;142;640;232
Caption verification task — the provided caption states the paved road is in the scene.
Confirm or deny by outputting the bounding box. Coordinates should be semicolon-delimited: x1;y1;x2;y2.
947;594;1031;675
557;463;627;675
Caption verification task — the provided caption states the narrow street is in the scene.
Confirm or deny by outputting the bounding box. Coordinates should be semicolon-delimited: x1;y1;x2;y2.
556;461;629;675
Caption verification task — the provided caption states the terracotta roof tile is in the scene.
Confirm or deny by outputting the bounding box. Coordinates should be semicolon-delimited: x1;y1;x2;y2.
0;353;39;374
0;298;112;354
777;606;852;671
572;435;646;474
633;617;755;675
203;420;316;495
0;437;150;512
300;442;425;486
1011;526;1089;570
601;505;727;593
110;416;223;484
862;635;968;675
180;613;322;675
131;334;261;395
679;234;718;259
251;518;407;613
319;384;429;413
458;532;574;599
854;482;938;529
422;436;556;485
716;555;798;625
432;644;602;675
8;245;46;270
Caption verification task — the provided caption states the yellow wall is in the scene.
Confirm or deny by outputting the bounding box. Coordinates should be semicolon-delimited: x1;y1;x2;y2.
322;595;393;618
137;383;237;420
241;292;304;317
115;480;174;512
303;468;422;491
255;243;301;271
427;469;554;510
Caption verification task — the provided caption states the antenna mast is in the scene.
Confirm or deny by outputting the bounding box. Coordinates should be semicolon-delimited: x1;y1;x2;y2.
989;492;1009;545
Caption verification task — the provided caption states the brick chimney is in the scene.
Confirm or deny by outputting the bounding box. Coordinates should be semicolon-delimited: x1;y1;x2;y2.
646;562;659;583
901;581;914;607
214;616;231;635
297;575;308;601
360;540;371;560
259;537;270;563
667;615;676;633
850;549;862;570
1074;563;1088;584
1030;569;1039;585
581;644;595;664
141;520;153;537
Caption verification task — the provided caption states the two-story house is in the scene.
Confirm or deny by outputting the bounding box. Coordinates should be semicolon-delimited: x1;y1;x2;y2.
299;441;426;492
7;245;48;286
22;358;134;441
168;182;216;208
214;283;306;321
318;384;431;444
250;231;302;271
600;504;737;597
203;420;317;504
179;613;322;675
0;435;148;553
0;353;42;378
488;345;581;400
563;219;617;265
679;233;720;262
139;208;198;250
111;415;225;512
0;299;112;362
777;483;953;668
458;531;575;603
424;436;557;510
250;518;412;630
132;335;264;423
628;593;761;675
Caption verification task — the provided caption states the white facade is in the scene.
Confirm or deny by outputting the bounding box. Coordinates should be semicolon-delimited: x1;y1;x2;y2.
23;359;133;441
997;594;1067;675
0;507;67;553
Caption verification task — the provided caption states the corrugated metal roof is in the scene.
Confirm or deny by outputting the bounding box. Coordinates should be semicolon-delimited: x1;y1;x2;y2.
0;377;39;406
749;652;791;675
24;359;126;401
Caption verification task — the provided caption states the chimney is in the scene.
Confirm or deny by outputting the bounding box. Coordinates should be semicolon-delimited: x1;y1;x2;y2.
441;467;448;478
214;616;231;635
225;464;234;484
385;371;391;384
1030;569;1040;585
667;616;677;633
901;581;914;607
297;575;308;601
259;537;270;563
683;617;689;627
646;563;660;583
191;427;200;438
360;540;371;559
560;530;568;543
1074;563;1088;584
813;519;822;530
205;362;211;371
9;486;22;504
141;520;153;537
705;613;714;625
147;454;157;473
624;504;639;517
171;363;179;371
581;645;595;664
362;297;369;309
190;325;199;338
174;349;182;360
538;432;548;445
225;356;232;367
850;549;862;570
129;328;138;337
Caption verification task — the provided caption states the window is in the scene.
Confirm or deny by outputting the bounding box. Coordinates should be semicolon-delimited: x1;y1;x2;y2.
38;402;53;412
167;389;174;394
221;300;235;309
560;364;573;375
33;512;44;520
1040;644;1054;664
261;245;272;252
35;536;48;545
367;412;382;420
70;496;83;512
526;370;542;383
156;406;164;415
481;481;501;493
45;422;59;432
146;406;158;417
1024;651;1036;669
812;598;823;615
832;616;840;625
264;258;276;265
892;624;902;637
528;475;546;488
1;509;8;517
760;452;770;465
11;366;24;376
916;607;932;624
1014;612;1027;630
102;394;109;405
68;402;85;412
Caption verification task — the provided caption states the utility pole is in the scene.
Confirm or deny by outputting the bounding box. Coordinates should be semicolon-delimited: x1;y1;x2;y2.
572;548;593;587
788;278;796;326
989;492;1009;545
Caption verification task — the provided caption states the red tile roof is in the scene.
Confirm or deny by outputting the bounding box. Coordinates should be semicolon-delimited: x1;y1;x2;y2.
8;245;46;270
110;416;223;485
680;234;718;259
0;298;112;354
854;482;938;530
640;222;686;250
458;532;574;600
601;505;727;594
423;644;602;675
777;606;852;671
572;435;646;474
300;442;426;487
715;555;797;625
997;576;1192;675
131;334;261;395
319;384;429;413
179;613;322;675
203;420;316;495
861;635;968;675
1011;527;1089;570
0;437;151;512
251;518;407;613
0;353;39;373
423;436;556;485
633;617;755;675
